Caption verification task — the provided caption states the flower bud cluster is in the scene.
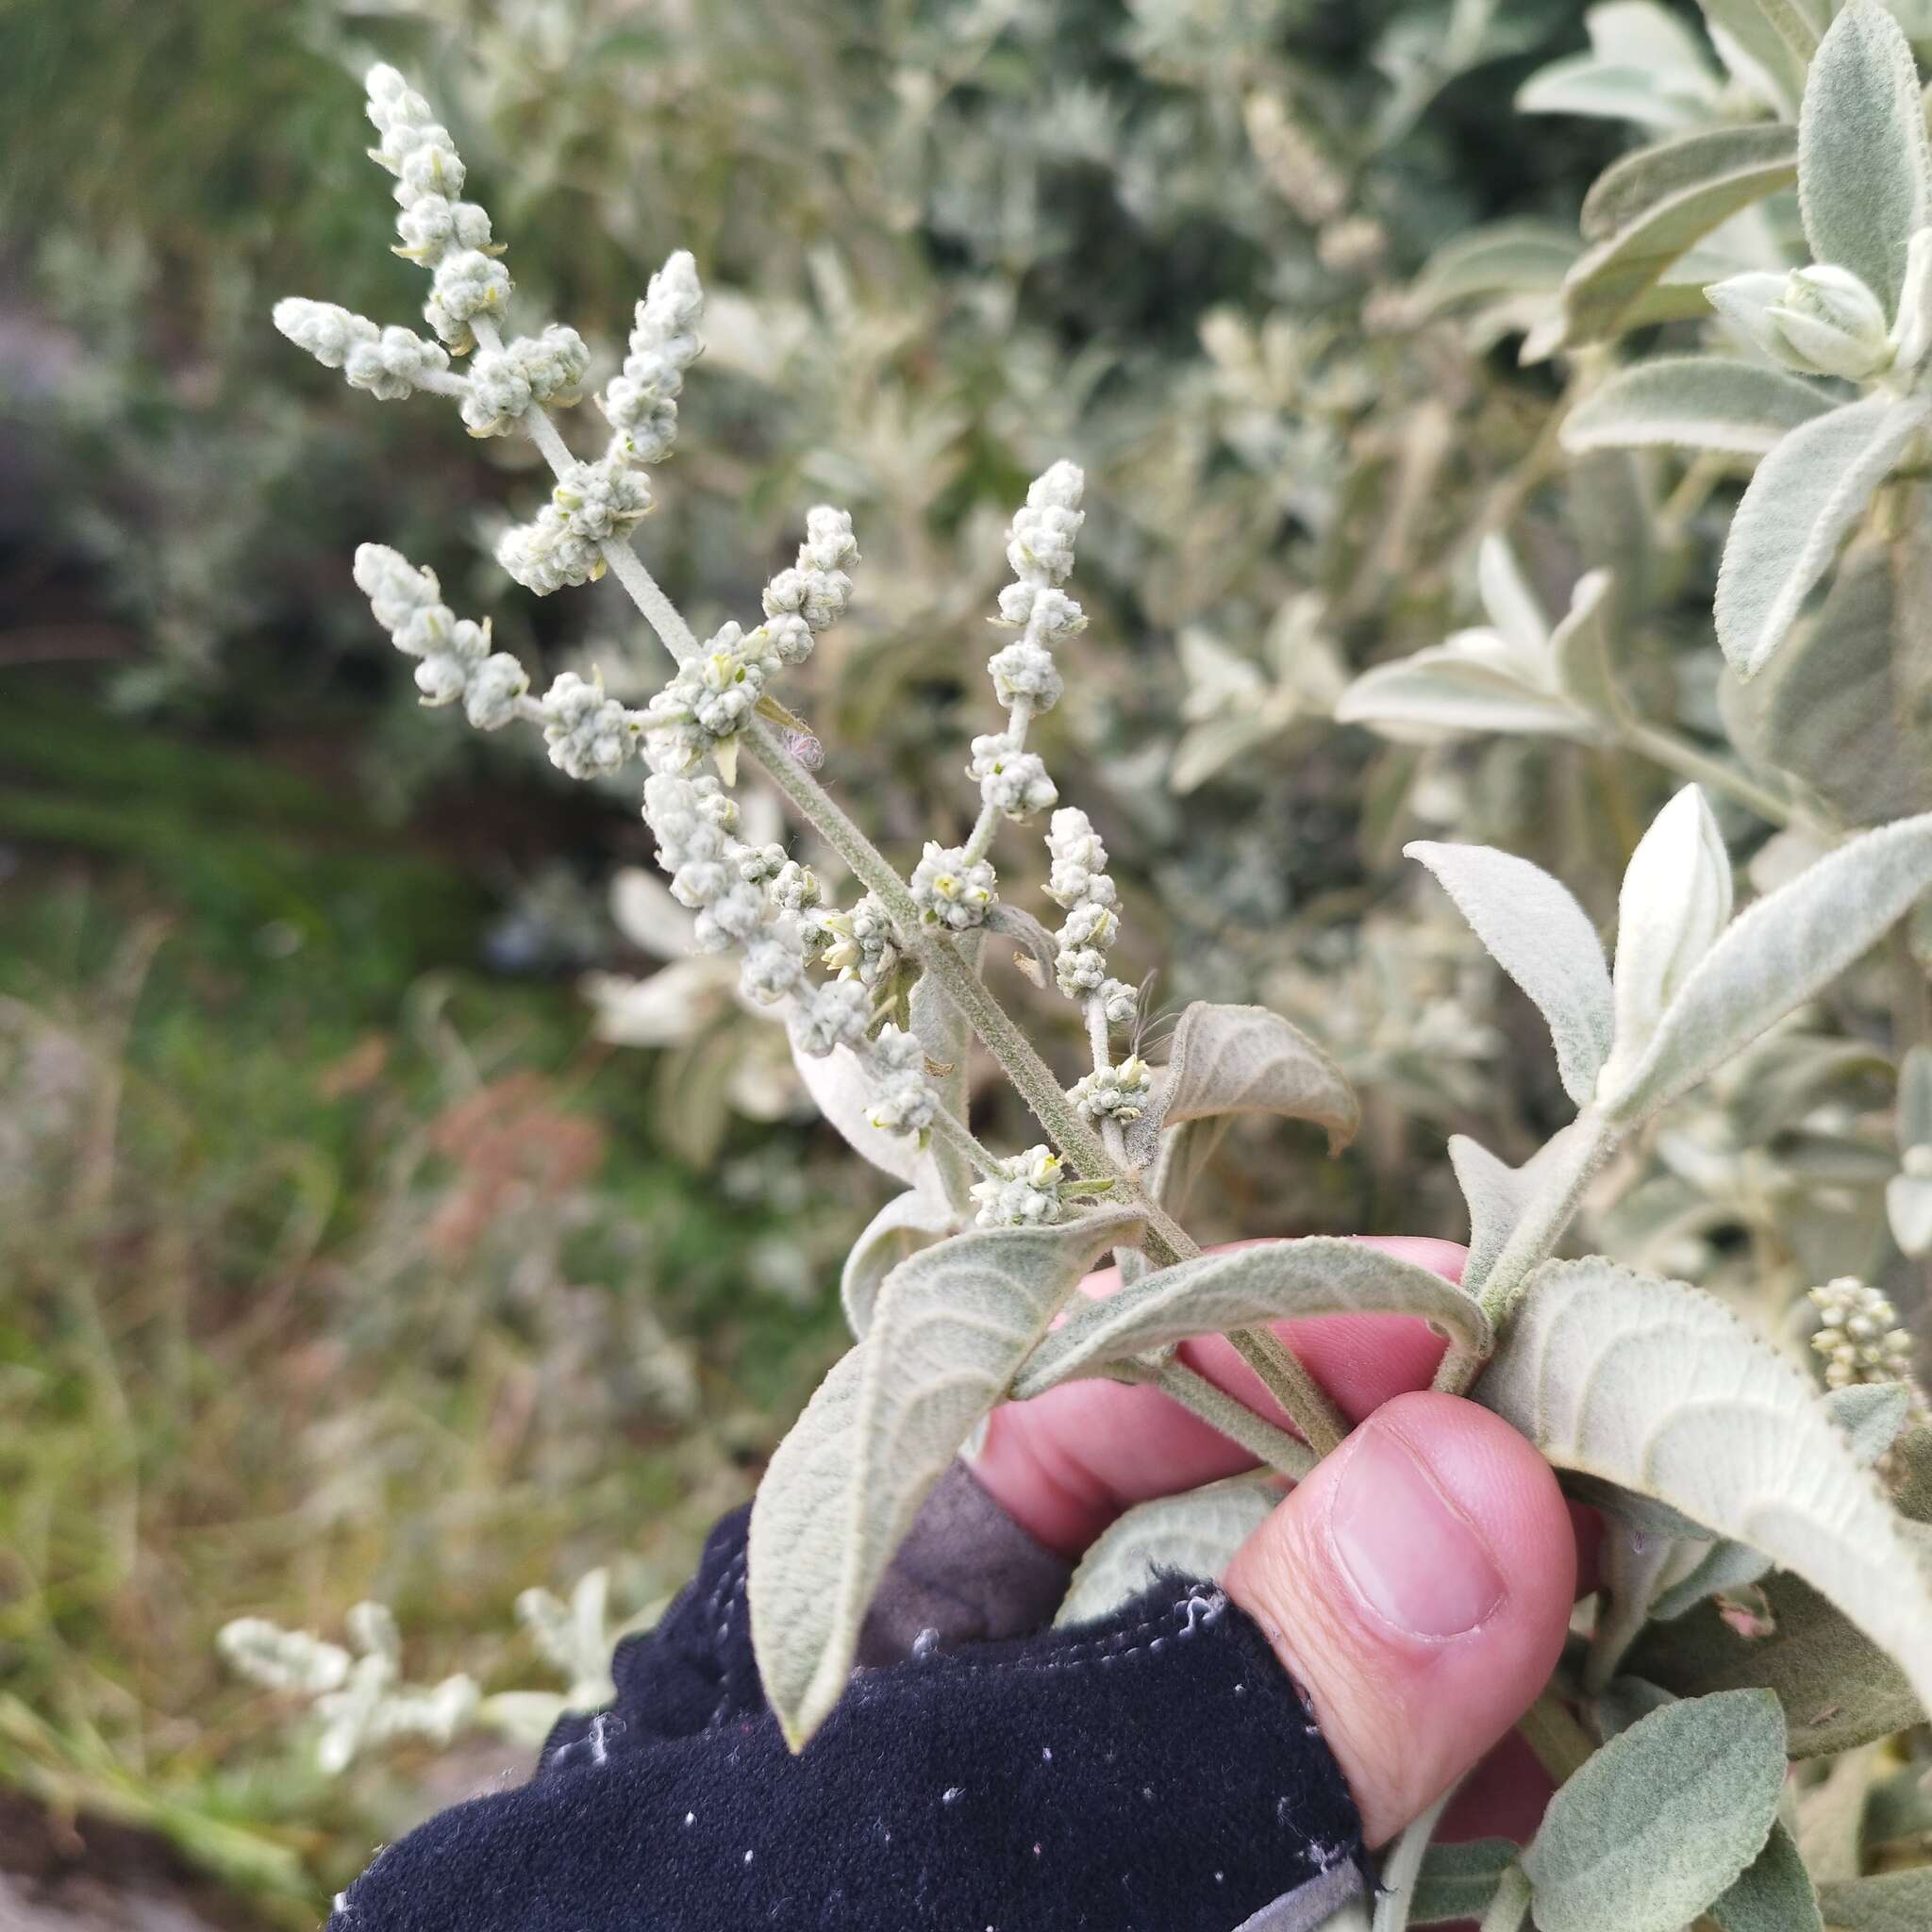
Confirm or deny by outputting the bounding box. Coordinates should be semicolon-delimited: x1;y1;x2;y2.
970;732;1058;822
1708;260;1907;385
911;843;998;931
461;325;591;436
273;299;452;401
601;252;704;465
820;892;900;986
970;1145;1066;1228
1069;1057;1155;1123
498;458;655;595
986;463;1087;718
864;1025;938;1141
762;508;859;657
364;65;508;352
537;670;639;779
1809;1277;1928;1423
790;978;872;1058
1043;808;1130;1009
643;772;766;952
641;621;780;779
354;543;531;728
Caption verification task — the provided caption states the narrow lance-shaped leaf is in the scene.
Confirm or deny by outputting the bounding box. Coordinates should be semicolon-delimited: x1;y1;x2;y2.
1523;1690;1789;1932
1560;124;1797;343
1478;1258;1932;1724
1406;841;1614;1105
1056;1476;1278;1626
1600;809;1932;1123
1714;396;1929;677
1798;0;1931;316
1563;358;1831;458
749;1208;1144;1748
1011;1237;1492;1397
1335;650;1594;742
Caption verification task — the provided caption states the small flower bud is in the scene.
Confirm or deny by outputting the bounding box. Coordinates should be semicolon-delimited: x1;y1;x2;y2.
1769;265;1893;380
910;843;997;930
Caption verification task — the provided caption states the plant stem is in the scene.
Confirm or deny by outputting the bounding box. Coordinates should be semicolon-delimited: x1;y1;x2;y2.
1477;1864;1532;1932
1619;719;1799;831
925;1103;1001;1183
1373;1788;1455;1932
1583;1523;1672;1695
1232;1330;1349;1457
1476;1111;1615;1324
1516;1689;1595;1784
1154;1362;1316;1480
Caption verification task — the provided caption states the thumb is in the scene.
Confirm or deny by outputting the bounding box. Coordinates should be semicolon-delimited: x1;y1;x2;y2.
1222;1391;1574;1847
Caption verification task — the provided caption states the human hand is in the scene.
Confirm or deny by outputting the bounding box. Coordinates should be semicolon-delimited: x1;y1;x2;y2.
973;1237;1580;1849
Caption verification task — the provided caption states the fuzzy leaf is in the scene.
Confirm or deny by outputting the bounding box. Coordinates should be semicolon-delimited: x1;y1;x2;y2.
1410;221;1579;313
1128;1002;1358;1171
1817;1871;1932;1931
1561;125;1797;342
1523;1690;1789;1932
1483;1258;1932;1726
1702;0;1809;111
1600;810;1932;1123
840;1190;960;1339
1055;1476;1277;1625
1410;1839;1518;1925
1010;1237;1491;1398
1799;0;1931;317
749;1209;1144;1747
1448;1131;1541;1296
1563;358;1831;458
791;1040;944;1195
1710;1819;1826;1932
1335;649;1595;742
1714;396;1929;678
1631;1568;1924;1757
1406;841;1614;1104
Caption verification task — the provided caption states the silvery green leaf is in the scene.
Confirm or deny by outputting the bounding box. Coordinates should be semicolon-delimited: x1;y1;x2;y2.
1816;1871;1932;1930
1548;569;1619;715
1406;841;1615;1105
1883;1171;1932;1254
1599;787;1733;1100
1707;273;1821;372
791;1039;944;1195
1010;1237;1492;1398
1719;532;1932;827
1449;1124;1591;1297
1798;0;1931;317
1522;1690;1789;1932
1710;1819;1826;1932
1409;220;1579;314
1560;124;1797;342
1900;1042;1932;1148
1823;1382;1913;1464
1715;396;1929;678
1518;58;1708;135
1130;1002;1358;1172
1055;1475;1277;1626
1409;1839;1517;1925
749;1209;1144;1748
841;1190;960;1339
910;944;975;1214
1337;649;1591;738
1335;648;1595;742
1649;1538;1777;1622
1631;1566;1923;1757
1477;533;1548;658
1563;358;1831;458
1889;225;1932;371
1480;1258;1932;1721
1701;0;1807;114
1598;810;1932;1124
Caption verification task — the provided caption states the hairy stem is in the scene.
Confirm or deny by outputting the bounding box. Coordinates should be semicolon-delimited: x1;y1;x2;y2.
1154;1362;1316;1481
1231;1330;1349;1457
1476;1111;1616;1323
1516;1688;1596;1784
925;1103;1002;1183
1373;1787;1455;1932
1619;719;1798;832
1583;1524;1672;1695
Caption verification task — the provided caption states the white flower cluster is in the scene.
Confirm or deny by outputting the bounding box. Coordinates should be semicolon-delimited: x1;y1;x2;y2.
272;299;451;401
1809;1277;1929;1423
761;507;859;659
1044;808;1133;1014
364;65;509;351
354;543;530;727
461;325;591;436
643;772;765;953
969;732;1058;822
911;842;998;930
970;1145;1066;1228
602;252;705;465
538;670;638;779
985;460;1089;718
496;250;713;596
864;1025;938;1141
1069;1056;1155;1123
821;892;899;986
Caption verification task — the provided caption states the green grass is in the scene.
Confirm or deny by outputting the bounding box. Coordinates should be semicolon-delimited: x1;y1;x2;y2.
0;697;863;1919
